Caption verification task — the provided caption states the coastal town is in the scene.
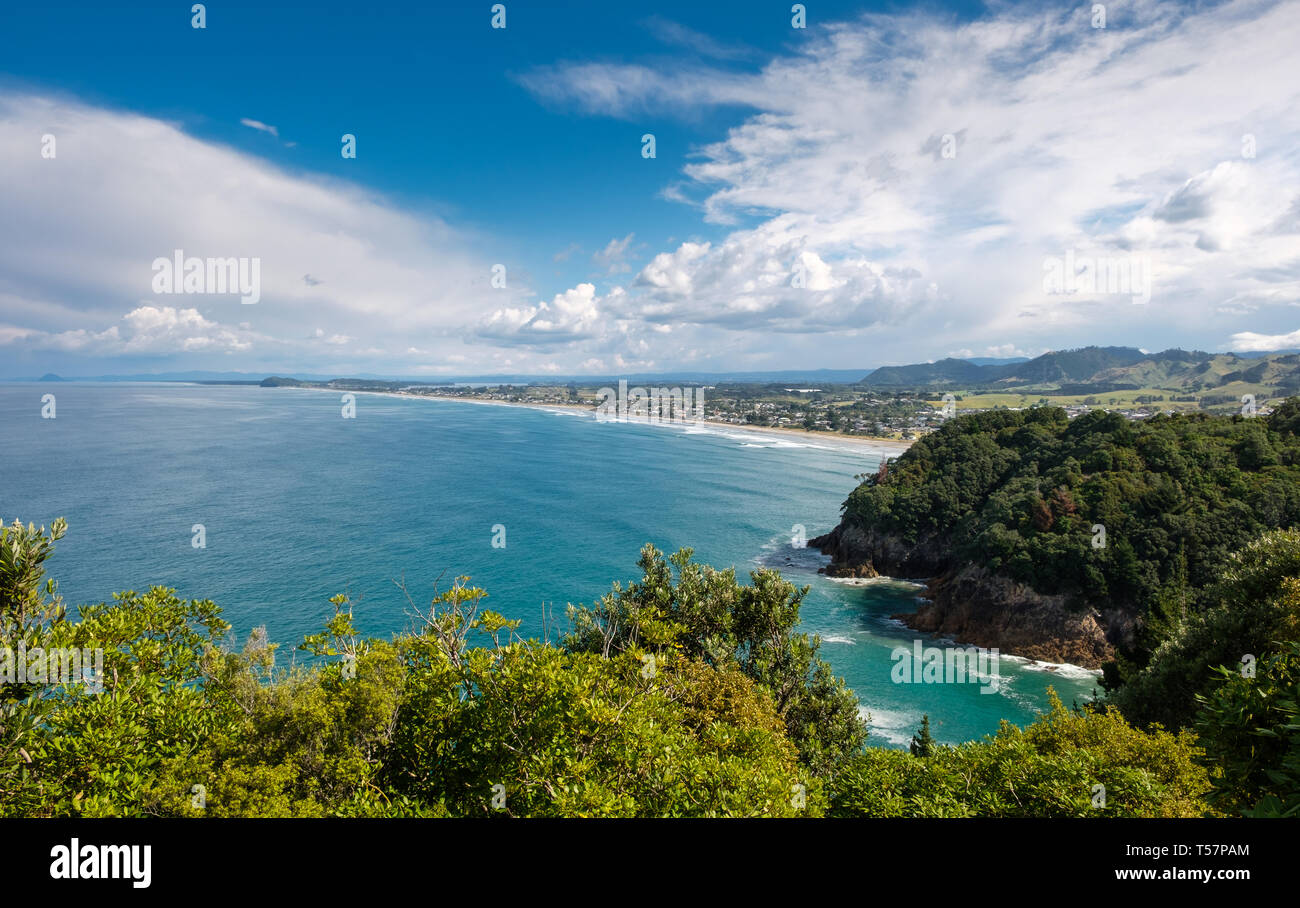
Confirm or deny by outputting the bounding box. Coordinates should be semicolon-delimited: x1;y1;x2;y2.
261;376;1256;442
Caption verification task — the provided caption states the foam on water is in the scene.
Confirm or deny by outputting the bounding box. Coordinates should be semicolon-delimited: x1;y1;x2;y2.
826;575;927;589
860;706;921;748
1002;654;1104;681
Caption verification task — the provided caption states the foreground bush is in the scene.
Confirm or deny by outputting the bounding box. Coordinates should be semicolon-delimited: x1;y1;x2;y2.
1;522;817;817
830;693;1211;817
1111;529;1300;730
0;518;1219;818
565;544;866;779
1196;636;1300;817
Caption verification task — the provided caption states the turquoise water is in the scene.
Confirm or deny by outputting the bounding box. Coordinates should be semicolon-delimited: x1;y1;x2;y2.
0;382;1098;746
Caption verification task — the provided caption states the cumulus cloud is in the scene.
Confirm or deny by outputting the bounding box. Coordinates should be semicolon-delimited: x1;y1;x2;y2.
522;0;1300;360
629;225;936;332
1230;328;1300;352
8;0;1300;376
477;283;616;345
19;305;263;355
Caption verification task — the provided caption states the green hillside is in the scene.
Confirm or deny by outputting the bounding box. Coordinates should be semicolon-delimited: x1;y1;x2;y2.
863;346;1300;411
838;400;1300;664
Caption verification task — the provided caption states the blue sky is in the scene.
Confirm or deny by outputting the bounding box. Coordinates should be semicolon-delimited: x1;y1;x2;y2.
5;0;938;310
2;0;1299;377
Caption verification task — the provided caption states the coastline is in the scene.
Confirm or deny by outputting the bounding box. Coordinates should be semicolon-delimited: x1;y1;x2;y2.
280;385;915;455
821;570;1103;677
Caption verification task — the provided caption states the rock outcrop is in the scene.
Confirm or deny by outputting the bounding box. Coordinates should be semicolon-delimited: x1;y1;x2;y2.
809;522;1117;668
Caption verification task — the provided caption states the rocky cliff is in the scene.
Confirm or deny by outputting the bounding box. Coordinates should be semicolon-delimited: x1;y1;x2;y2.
809;521;1118;668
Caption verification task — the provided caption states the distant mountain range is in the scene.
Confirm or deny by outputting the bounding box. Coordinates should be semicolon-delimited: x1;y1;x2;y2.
11;349;1298;390
862;346;1300;395
864;346;1147;387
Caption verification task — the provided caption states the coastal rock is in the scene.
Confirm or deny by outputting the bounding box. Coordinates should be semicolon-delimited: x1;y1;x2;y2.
811;522;1117;668
808;523;947;577
897;564;1113;668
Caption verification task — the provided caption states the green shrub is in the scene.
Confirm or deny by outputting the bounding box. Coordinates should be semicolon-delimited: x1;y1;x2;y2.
831;692;1211;817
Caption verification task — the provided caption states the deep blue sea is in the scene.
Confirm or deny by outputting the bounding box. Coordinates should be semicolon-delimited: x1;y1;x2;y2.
1;382;1099;747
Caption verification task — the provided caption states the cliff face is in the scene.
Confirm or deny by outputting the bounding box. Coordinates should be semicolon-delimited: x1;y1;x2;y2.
809;522;1117;668
809;522;948;578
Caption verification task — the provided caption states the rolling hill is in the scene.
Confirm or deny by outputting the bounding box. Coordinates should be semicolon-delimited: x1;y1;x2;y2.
862;346;1300;399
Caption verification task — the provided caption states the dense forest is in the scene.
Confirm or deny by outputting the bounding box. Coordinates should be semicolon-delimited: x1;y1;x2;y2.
840;401;1300;677
2;510;1297;816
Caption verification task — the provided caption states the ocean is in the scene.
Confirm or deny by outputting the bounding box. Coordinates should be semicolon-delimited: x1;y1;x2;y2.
1;381;1099;747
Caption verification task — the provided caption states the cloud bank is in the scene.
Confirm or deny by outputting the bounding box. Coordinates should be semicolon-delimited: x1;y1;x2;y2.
5;0;1300;375
512;0;1300;364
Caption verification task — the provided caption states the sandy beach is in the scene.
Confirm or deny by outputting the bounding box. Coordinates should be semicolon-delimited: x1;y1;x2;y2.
294;386;915;455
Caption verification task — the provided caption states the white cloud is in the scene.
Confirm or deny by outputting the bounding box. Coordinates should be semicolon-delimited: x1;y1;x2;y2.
8;0;1300;376
18;305;262;354
523;0;1300;359
0;93;535;372
947;344;1035;360
240;118;279;138
1230;328;1300;352
642;16;756;62
477;282;616;345
628;225;936;332
553;242;582;262
592;233;636;274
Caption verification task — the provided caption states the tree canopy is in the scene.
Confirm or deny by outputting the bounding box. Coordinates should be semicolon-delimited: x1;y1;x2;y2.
840;401;1300;676
0;517;1266;818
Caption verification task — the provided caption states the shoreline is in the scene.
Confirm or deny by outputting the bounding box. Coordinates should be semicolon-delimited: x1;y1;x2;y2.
283;385;915;455
813;561;1102;676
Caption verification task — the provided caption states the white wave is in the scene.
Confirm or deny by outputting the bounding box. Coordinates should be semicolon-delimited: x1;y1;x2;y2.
752;536;834;575
825;575;929;591
739;439;834;451
860;706;921;747
1009;657;1104;680
823;635;856;645
668;423;836;450
825;574;907;588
